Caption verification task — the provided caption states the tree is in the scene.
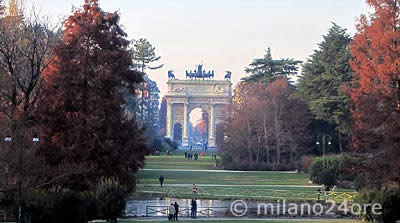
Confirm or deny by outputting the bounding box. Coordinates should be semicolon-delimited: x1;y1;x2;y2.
297;23;353;153
158;97;167;136
243;47;302;83
349;0;400;187
34;0;149;191
130;38;163;124
131;38;163;72
0;6;59;222
0;0;4;16
220;78;312;170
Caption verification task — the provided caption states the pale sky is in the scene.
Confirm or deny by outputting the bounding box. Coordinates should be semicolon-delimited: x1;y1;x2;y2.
22;0;370;100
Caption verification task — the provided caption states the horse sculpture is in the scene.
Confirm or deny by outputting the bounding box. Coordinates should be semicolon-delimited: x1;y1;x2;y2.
168;70;176;79
185;64;215;80
224;71;232;80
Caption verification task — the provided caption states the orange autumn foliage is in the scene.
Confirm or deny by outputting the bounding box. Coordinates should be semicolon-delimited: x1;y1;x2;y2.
349;0;400;185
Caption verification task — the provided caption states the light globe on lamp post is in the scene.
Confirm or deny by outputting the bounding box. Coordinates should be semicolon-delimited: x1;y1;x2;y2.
4;136;12;142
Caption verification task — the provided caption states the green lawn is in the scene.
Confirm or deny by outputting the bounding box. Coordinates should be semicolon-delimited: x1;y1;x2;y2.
138;156;357;202
143;155;217;170
138;169;310;185
137;185;356;202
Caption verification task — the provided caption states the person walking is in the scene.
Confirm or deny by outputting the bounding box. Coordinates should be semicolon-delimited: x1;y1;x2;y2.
191;199;197;219
174;201;180;221
192;184;198;197
159;175;164;187
168;203;175;221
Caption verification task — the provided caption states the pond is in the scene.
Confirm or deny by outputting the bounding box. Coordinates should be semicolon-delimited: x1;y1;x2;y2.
125;197;230;217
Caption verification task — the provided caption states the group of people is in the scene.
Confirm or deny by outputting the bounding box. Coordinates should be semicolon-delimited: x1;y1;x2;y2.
210;152;217;160
185;151;199;160
168;199;198;221
168;202;180;221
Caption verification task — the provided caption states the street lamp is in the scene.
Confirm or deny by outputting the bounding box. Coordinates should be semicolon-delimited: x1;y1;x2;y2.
16;133;40;223
316;134;332;167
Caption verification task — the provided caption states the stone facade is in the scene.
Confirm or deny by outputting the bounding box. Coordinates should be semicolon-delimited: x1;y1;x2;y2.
165;79;232;147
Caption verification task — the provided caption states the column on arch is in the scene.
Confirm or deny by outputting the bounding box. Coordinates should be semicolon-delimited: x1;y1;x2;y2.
208;103;216;147
182;101;189;146
166;100;173;139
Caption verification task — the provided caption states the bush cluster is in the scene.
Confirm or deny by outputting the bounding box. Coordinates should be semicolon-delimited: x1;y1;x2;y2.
23;179;127;223
354;187;400;223
309;155;344;186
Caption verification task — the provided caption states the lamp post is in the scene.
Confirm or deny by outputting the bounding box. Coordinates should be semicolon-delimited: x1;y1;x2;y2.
16;132;39;223
316;134;332;167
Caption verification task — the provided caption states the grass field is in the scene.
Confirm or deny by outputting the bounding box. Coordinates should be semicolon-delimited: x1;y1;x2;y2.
143;155;217;170
140;155;309;185
137;155;357;202
138;169;310;185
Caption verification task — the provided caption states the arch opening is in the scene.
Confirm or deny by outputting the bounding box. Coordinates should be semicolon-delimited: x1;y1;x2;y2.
188;107;208;147
173;123;182;145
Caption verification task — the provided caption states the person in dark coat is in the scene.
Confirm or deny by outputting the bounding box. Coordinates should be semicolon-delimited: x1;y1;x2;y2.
191;199;197;218
159;175;164;187
174;201;180;221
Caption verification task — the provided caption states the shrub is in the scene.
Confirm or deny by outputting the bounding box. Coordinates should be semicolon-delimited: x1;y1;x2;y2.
300;155;314;173
54;192;89;223
309;155;344;186
96;178;127;223
25;190;95;223
355;187;400;223
25;190;55;223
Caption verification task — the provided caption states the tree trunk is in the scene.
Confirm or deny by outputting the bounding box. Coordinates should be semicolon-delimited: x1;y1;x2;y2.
263;116;270;164
247;121;252;163
338;131;343;154
273;107;281;165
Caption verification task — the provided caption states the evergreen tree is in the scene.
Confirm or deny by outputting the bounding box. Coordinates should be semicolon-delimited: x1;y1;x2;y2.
131;38;163;72
297;23;352;152
35;0;149;191
130;38;163;124
243;47;301;83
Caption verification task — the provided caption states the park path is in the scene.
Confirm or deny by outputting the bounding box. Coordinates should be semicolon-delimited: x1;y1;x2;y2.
127;217;357;222
141;169;298;174
138;184;320;188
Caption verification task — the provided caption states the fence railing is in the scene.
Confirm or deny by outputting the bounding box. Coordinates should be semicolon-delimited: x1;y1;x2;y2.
145;206;227;217
124;207;137;217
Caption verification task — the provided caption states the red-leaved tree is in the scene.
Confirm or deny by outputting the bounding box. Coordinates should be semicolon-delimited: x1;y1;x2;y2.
34;0;149;191
220;78;312;170
349;0;400;186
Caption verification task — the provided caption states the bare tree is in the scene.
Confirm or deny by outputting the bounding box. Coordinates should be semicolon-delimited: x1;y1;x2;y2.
0;9;60;221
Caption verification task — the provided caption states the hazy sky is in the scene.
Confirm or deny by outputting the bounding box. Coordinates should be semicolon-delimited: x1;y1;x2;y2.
24;0;370;98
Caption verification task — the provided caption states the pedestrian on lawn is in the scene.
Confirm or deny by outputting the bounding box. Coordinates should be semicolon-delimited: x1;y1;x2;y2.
159;175;164;187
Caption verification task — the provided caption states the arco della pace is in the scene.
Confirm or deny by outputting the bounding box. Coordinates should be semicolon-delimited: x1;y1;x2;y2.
165;65;232;147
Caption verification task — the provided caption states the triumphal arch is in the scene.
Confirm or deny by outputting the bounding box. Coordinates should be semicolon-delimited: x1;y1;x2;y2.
165;65;232;147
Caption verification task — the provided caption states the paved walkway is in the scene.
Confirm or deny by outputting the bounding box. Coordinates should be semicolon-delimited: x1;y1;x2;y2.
141;169;298;174
126;217;357;222
139;184;321;188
